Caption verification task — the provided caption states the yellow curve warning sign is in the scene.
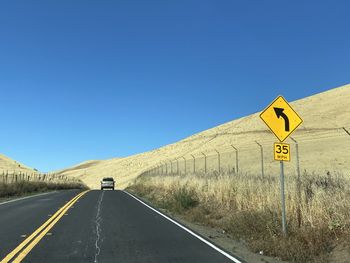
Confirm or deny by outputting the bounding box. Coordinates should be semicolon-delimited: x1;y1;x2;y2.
260;96;303;142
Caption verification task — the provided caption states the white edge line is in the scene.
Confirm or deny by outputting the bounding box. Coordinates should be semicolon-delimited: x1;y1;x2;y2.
0;191;58;206
123;190;243;263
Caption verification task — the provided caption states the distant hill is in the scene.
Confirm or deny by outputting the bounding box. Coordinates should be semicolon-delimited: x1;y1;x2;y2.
58;84;350;189
57;160;103;174
0;153;38;174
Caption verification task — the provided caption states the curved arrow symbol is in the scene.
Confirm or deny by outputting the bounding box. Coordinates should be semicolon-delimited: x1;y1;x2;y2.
274;107;290;132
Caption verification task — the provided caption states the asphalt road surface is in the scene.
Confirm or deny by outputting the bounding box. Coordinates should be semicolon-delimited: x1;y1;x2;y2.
0;190;242;263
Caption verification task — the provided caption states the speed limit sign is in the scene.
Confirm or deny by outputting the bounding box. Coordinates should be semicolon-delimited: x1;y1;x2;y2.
274;143;290;162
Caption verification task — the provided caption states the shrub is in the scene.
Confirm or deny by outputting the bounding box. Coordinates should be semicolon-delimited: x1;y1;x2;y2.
173;186;198;211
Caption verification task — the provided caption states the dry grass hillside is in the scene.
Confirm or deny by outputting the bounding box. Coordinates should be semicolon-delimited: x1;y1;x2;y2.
0;154;86;200
0;153;38;174
58;84;350;189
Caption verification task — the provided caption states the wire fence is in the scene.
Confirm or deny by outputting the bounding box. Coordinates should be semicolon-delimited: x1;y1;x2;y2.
0;170;80;184
140;127;350;178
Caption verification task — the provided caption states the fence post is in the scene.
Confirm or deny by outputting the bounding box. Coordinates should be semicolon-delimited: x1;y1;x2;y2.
190;154;196;174
170;161;173;175
182;156;187;175
215;150;221;174
291;137;302;227
176;159;179;175
231;145;239;174
255;141;264;178
201;152;207;174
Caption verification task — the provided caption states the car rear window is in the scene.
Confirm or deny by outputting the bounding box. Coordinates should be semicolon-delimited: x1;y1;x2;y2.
103;178;114;181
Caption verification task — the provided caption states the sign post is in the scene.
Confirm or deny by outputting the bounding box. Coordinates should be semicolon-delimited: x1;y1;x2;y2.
279;160;287;235
260;95;303;236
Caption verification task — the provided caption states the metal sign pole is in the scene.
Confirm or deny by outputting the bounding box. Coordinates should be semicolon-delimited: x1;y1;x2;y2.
280;160;287;236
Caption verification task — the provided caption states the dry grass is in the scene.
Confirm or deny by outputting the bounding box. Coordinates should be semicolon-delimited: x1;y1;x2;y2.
0;181;88;199
128;171;350;262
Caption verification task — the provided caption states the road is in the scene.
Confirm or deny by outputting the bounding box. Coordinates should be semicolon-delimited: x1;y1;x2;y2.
0;190;242;263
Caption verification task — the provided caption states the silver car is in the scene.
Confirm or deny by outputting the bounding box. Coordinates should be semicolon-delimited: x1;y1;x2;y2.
100;177;115;190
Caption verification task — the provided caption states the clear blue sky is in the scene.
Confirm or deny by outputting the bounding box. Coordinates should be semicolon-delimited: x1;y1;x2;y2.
0;1;349;172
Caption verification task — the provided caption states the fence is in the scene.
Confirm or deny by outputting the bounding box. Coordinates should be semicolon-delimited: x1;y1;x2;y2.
140;127;350;178
0;170;79;184
136;126;350;231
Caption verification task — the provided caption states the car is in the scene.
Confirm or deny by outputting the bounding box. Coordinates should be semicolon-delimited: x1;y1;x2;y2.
100;177;115;190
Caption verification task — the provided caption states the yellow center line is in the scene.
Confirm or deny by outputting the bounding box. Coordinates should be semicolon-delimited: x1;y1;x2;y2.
0;190;89;263
0;191;86;263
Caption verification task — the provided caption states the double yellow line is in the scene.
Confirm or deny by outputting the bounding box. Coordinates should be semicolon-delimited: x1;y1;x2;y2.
1;190;89;263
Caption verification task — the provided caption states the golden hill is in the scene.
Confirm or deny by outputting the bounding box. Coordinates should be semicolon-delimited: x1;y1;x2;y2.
58;84;350;189
0;153;38;174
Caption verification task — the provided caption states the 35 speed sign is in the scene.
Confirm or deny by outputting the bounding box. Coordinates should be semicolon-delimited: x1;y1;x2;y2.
274;143;290;162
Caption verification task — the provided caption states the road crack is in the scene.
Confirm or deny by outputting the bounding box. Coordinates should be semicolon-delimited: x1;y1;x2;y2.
94;191;104;263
